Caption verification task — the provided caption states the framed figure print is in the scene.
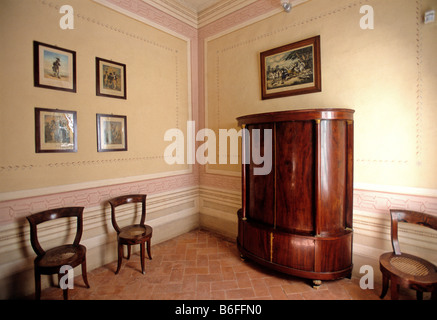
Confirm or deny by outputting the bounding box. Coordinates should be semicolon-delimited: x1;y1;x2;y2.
35;108;77;153
260;35;321;100
96;57;127;99
96;114;127;152
33;41;77;92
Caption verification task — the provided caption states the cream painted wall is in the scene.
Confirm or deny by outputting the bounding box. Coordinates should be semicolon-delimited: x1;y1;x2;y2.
0;0;191;194
204;0;437;190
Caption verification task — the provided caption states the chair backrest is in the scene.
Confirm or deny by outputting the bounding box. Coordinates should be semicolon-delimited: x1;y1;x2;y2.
26;207;85;256
389;209;437;255
108;194;147;233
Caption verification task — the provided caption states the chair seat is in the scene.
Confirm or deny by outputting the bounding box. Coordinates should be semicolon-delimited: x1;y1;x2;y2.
119;224;152;243
35;244;86;272
380;252;437;287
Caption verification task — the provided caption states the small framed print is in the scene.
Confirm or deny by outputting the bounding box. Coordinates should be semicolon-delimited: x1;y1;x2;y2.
33;41;77;92
260;35;321;100
96;114;127;152
96;57;127;99
35;108;77;153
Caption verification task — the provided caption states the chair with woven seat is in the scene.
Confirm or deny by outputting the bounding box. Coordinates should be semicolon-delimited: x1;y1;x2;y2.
109;194;153;275
379;209;437;300
27;207;90;300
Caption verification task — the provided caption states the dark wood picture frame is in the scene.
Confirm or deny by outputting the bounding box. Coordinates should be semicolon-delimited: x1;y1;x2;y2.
96;114;127;152
96;57;127;99
33;41;77;93
260;35;321;100
35;107;78;153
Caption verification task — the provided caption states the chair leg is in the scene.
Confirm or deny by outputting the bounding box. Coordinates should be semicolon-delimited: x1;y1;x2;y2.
58;272;69;300
380;274;389;299
115;242;123;274
146;238;152;260
140;242;145;274
34;269;41;300
81;259;90;288
390;279;399;300
127;245;131;260
416;291;423;300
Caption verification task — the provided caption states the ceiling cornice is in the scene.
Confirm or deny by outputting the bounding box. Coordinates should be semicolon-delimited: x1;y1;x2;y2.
141;0;199;28
107;0;310;30
197;0;258;28
141;0;260;29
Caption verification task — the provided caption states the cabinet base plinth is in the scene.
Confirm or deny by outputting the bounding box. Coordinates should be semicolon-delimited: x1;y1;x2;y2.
237;241;353;284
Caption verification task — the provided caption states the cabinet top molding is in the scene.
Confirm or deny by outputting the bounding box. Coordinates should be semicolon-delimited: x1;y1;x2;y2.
237;108;355;126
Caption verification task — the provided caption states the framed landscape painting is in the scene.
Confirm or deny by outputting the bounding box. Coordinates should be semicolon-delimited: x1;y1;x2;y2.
33;41;76;92
35;107;77;153
96;57;127;99
96;114;127;152
260;35;321;100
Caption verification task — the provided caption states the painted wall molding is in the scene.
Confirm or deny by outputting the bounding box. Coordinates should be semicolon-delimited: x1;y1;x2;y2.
0;170;198;225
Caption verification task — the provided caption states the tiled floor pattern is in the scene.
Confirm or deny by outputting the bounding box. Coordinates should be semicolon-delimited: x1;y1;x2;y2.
37;229;417;300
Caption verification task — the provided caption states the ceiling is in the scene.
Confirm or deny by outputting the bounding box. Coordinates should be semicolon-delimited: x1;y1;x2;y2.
171;0;223;12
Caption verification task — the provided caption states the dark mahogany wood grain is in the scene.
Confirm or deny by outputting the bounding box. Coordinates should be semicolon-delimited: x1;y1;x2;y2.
237;108;355;284
246;123;275;226
275;121;314;234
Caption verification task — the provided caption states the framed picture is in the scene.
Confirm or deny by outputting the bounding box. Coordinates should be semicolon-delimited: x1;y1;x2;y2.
96;114;127;152
260;35;321;100
35;108;77;153
96;57;127;99
33;41;77;92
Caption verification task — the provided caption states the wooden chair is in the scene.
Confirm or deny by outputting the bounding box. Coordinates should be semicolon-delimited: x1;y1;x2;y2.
379;209;437;300
27;207;90;300
109;194;153;275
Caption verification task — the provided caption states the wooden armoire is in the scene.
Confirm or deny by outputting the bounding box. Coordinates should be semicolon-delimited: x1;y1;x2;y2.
237;109;354;286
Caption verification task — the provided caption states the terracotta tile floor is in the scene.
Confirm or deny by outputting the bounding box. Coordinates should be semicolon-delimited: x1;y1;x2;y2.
37;229;416;300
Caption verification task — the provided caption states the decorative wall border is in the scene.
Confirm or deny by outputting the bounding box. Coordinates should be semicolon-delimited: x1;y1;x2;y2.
354;186;437;216
0;156;166;173
0;169;198;225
